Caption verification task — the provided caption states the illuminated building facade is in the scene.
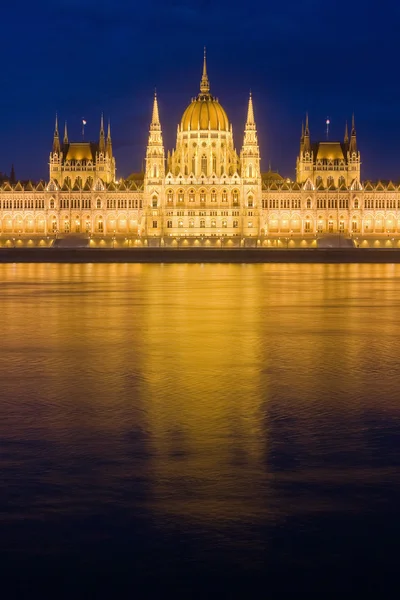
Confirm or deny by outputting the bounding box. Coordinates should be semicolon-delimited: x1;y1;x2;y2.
0;53;399;247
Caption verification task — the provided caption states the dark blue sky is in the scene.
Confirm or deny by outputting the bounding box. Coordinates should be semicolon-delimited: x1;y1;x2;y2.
1;1;399;181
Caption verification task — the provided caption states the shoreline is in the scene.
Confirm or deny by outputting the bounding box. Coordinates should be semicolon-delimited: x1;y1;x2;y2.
2;247;400;263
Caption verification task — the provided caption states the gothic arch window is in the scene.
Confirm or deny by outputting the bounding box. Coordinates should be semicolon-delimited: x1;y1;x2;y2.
327;176;334;187
152;195;158;208
305;217;311;233
49;198;55;210
306;197;312;209
178;190;184;203
354;198;359;209
96;197;101;209
211;189;217;202
98;217;103;233
178;220;184;228
189;219;194;228
189;190;195;202
201;155;207;175
211;219;216;228
153;165;157;178
200;189;206;203
248;164;253;178
248;195;253;208
51;217;57;233
167;220;172;228
222;189;227;202
200;219;205;228
191;155;196;174
232;189;239;205
167;190;173;204
212;155;216;174
222;220;227;228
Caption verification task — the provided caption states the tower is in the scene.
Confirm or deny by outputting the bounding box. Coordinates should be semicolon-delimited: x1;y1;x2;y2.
240;92;261;180
143;92;165;237
347;114;361;183
240;92;261;236
296;113;313;183
49;113;62;182
145;92;165;181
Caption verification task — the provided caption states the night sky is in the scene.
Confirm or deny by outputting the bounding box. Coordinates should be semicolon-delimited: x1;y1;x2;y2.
1;1;399;182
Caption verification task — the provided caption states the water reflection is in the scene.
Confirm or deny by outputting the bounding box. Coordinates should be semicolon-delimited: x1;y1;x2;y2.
0;263;399;551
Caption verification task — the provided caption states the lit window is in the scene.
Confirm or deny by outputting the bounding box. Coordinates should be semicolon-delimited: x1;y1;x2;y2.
201;155;207;175
153;221;158;228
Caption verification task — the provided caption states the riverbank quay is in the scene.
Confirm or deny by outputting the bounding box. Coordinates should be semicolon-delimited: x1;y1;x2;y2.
2;247;400;263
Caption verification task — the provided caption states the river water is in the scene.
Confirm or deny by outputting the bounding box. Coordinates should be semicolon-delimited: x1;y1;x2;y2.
1;263;399;596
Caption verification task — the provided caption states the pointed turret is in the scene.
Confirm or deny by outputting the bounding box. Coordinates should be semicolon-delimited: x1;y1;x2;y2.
145;91;165;180
151;91;161;130
52;113;60;154
99;113;105;154
241;92;260;179
303;112;311;154
349;113;357;154
106;119;112;158
344;121;349;145
245;92;255;128
63;121;68;144
200;47;210;95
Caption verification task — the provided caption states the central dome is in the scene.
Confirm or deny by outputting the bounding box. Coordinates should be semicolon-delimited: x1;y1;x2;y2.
180;50;229;132
181;97;229;132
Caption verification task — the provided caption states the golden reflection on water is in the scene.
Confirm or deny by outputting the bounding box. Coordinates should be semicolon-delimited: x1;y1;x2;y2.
1;263;400;526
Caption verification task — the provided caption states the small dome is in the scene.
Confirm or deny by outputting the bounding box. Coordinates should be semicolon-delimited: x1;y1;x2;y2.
181;97;229;132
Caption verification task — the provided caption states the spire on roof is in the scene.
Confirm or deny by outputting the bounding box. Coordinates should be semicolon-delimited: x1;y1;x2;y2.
53;113;60;153
303;113;311;153
63;121;68;144
10;164;16;184
106;119;112;157
305;112;310;137
246;91;255;128
99;113;105;153
349;113;357;154
200;47;210;95
151;91;160;129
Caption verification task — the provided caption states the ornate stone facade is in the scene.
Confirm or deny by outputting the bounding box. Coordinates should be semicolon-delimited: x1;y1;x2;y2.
0;53;399;248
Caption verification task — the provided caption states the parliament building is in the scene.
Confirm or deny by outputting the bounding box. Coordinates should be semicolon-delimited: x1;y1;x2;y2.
0;53;399;248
